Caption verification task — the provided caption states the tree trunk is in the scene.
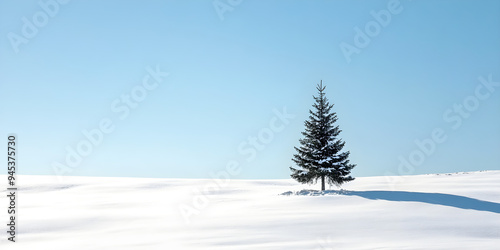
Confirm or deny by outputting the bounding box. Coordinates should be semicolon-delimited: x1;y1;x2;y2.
321;176;325;191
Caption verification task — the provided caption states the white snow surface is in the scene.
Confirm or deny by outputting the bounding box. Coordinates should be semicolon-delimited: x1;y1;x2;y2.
2;171;500;249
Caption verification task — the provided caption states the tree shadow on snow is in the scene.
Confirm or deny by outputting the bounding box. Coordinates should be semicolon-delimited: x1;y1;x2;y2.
282;190;500;214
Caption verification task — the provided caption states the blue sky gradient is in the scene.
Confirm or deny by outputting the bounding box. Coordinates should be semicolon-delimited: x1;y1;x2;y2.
1;0;499;179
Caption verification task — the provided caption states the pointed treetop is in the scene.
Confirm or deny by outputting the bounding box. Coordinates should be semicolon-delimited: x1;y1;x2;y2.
317;80;325;93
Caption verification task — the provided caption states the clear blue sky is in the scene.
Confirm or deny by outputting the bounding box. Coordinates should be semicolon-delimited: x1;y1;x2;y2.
1;0;499;179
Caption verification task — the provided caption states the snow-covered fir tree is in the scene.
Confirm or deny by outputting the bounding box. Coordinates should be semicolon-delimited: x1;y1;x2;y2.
290;81;355;191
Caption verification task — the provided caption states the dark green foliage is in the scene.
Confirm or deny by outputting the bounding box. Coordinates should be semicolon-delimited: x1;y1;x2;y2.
290;81;355;190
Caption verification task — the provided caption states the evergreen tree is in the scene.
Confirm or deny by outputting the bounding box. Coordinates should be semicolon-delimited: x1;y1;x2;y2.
290;81;355;191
